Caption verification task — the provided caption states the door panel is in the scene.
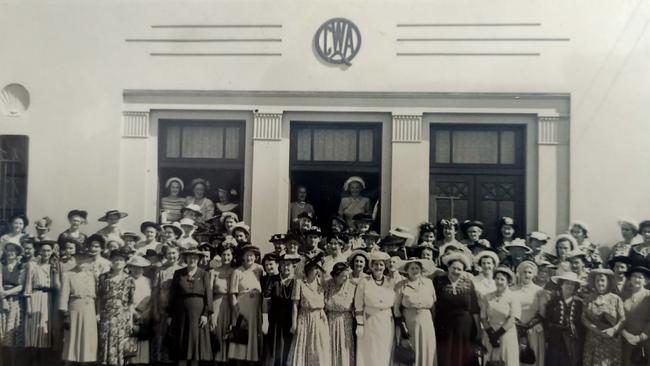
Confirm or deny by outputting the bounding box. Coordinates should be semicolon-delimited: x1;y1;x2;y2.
476;175;525;243
429;175;475;224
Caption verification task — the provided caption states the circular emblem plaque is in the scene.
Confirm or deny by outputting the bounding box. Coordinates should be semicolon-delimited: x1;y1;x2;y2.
314;18;361;66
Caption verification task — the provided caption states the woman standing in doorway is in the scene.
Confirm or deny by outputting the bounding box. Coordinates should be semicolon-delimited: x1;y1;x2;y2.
161;177;186;223
185;178;215;224
338;176;371;228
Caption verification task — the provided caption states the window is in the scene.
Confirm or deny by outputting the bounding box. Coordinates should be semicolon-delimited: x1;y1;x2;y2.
0;135;28;227
431;127;522;166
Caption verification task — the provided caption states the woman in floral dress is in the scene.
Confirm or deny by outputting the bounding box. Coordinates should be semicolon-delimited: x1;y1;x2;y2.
97;249;135;366
582;268;625;366
0;242;26;366
325;262;356;366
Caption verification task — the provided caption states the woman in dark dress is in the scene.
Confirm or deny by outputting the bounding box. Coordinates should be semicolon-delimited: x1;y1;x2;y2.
434;252;480;366
56;210;88;249
167;249;214;366
263;253;301;366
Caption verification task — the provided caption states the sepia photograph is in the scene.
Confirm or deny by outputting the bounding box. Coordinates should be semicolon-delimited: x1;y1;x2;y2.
1;1;650;365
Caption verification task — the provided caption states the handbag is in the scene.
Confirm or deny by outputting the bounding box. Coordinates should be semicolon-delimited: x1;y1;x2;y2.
631;344;648;365
121;336;138;358
518;329;536;364
485;344;506;366
393;340;416;365
224;315;249;345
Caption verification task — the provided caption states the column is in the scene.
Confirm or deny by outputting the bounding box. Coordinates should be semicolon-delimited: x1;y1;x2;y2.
250;112;290;253
537;116;570;236
390;113;428;237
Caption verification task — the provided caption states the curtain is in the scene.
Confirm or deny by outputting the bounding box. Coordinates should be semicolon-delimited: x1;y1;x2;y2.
452;131;499;164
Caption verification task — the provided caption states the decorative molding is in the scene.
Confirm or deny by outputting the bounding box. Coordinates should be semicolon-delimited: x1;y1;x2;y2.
122;111;149;138
253;112;283;140
537;116;568;145
392;114;422;142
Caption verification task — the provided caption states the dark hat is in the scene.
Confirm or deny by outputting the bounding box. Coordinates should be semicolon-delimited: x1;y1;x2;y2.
121;232;141;242
297;211;315;221
180;248;204;258
304;252;325;275
608;255;632;268
327;233;349;244
352;213;373;223
239;244;261;257
270;233;287;243
305;226;322;236
19;236;34;245
9;213;29;227
280;253;302;264
140;221;161;234
413;244;439;258
331;216;348;228
461;220;485;233
330;262;350;278
498;216;517;228
627;266;650;278
98;210;128;222
109;247;133;261
262;253;281;264
143;249;162;260
67;210;88;221
2;242;24;256
418;222;436;234
35;239;57;248
639;220;650;233
85;234;106;249
362;230;381;240
379;235;406;248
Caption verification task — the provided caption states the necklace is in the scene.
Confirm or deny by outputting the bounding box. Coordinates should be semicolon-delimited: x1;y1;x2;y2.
373;276;384;286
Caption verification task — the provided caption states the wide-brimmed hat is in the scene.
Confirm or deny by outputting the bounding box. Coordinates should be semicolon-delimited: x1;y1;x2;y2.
389;226;414;240
9;213;29;227
567;250;587;262
140;221;161;234
528;231;550;242
569;221;590;235
331;216;348;229
270;233;287;243
379;235;406;248
498;216;516;228
608;255;632;268
219;212;239;224
353;214;374;223
161;222;183;237
347;250;370;264
617;218;639;232
3;242;24;256
35;217;52;230
180;248;204;258
398;258;436;275
120;232;140;242
232;222;250;236
85;234;107;249
554;234;577;252
181;204;203;218
369;251;390;262
362;230;380;240
109;247;133;261
179;218;197;229
343;176;366;191
262;252;281;264
590;268;614;277
165;177;185;191
127;255;151;268
441;252;471;269
67;209;88;221
98;210;127;222
494;266;516;283
280;253;302;264
505;238;533;254
439;242;469;257
461;220;484;234
551;271;587;286
474;250;500;267
297;211;315;221
239;244;261;257
627;266;650;278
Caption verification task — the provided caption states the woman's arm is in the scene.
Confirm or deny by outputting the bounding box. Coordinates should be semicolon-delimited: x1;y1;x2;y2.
337;197;348;218
290;280;301;334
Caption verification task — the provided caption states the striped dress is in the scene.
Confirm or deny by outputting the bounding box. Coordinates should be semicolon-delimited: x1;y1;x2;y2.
24;261;59;347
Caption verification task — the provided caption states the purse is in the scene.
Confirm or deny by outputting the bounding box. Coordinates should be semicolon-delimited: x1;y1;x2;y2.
224;315;249;345
518;330;536;364
393;340;416;365
121;336;138;358
631;344;648;365
485;344;506;366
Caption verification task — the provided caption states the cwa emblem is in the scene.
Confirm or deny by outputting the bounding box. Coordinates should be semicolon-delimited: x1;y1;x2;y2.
314;18;361;66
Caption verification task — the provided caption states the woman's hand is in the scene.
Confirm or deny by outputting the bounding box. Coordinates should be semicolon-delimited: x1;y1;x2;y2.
167;317;172;326
532;323;543;333
262;317;269;335
602;327;616;338
355;325;364;338
199;315;208;328
290;323;297;334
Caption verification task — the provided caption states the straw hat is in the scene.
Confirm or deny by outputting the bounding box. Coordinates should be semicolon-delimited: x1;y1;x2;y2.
179;218;197;229
181;204;203;218
98;210;127;222
504;238;533;254
551;271;587;286
347;250;370;265
617;218;639;232
232;222;250;236
280;253;302;264
161;222;183;237
368;251;390;262
389;226;415;240
3;242;24;256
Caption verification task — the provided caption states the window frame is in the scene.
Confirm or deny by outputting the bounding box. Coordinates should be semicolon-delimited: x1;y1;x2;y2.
0;135;29;227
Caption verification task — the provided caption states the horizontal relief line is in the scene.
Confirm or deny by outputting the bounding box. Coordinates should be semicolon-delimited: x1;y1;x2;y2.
396;23;541;27
150;52;282;56
151;24;282;29
396;52;540;56
396;37;569;42
126;38;282;43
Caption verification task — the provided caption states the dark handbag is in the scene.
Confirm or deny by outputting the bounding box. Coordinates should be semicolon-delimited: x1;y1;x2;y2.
485;345;506;366
631;344;648;365
518;329;536;364
224;315;249;345
210;331;221;353
393;340;416;365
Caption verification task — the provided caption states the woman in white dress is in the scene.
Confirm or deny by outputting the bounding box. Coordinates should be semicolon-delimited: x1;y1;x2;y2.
473;250;498;300
511;260;546;366
354;251;395;366
127;255;153;365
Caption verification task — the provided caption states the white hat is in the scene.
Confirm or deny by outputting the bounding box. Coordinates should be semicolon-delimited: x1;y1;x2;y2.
127;255;151;268
504;238;533;254
569;221;590;235
389;226;415;240
181;204;203;217
617;218;639;232
441;252;471;270
398;258;437;275
165;177;184;191
343;176;366;191
179;218;197;229
368;251;390;262
232;222;250;235
474;250;500;267
551;271;587;286
528;232;550;242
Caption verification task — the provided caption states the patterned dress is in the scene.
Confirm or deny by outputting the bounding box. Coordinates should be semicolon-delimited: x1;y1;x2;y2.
152;262;182;363
434;274;480;366
0;261;25;347
97;272;136;366
544;295;585;366
24;260;58;348
394;277;437;366
355;277;396;366
512;282;546;366
481;289;521;365
324;279;356;366
211;265;233;362
131;275;152;364
56;229;88;249
287;279;331;366
582;292;625;366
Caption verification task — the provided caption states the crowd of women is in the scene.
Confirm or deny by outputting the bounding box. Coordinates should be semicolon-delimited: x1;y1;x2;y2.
0;177;649;366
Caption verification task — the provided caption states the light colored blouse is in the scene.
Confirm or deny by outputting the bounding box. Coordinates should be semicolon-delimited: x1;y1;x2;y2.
230;264;263;294
59;270;96;311
161;196;186;223
293;279;325;310
473;273;496;299
512;282;546;324
395;277;436;309
481;289;521;329
324;279;356;312
338;196;371;227
354;277;395;312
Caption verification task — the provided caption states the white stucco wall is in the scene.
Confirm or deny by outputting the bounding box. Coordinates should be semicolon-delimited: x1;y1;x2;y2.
1;0;649;245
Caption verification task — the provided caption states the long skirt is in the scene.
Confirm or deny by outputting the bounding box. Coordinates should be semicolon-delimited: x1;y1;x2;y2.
228;291;261;361
621;338;649;366
98;307;132;366
522;327;545;366
129;340;150;364
0;296;24;347
328;311;355;366
357;307;394;366
400;308;436;366
583;330;621;366
212;294;231;362
436;312;478;366
152;315;171;363
287;308;331;366
264;313;292;366
24;290;55;348
545;327;581;366
62;298;98;362
170;297;213;361
483;327;519;366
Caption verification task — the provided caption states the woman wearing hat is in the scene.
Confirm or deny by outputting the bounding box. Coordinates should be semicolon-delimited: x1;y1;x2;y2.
86;234;112;277
59;248;98;364
567;250;591;285
417;222;437;247
95;210;128;245
436;218;463;248
493;217;519;260
23;240;60;362
322;235;349;281
609;256;632;299
338;176;371;228
206;244;234;364
512;261;546;366
127;255;153;365
232;222;251;247
462;220;492;256
152;245;182;364
263;253;300;366
161;177;186;223
215;187;240;219
568;221;603;269
347;250;370;285
549;234;577;275
57;210;89;252
581;268;625;366
161;222;183;247
480;266;520;366
229;244;263;363
0;242;26;365
434;252;480;366
473;251;499;299
394;258;437;366
185;178;215;224
620;265;650;366
629;221;650;265
97;248;136;366
354;251;395;366
33;216;54;244
544;271;586;366
216;211;239;238
608;219;642;261
324;262;356;366
0;213;28;254
287;254;332;366
135;221;162;256
502;238;534;272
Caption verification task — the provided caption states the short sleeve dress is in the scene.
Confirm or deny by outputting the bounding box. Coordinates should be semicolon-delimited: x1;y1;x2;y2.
395;277;437;366
325;279;356;366
228;264;263;361
582;292;625;366
287;279;331;366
